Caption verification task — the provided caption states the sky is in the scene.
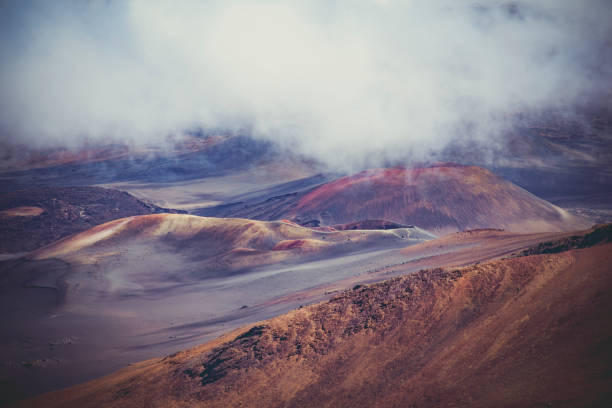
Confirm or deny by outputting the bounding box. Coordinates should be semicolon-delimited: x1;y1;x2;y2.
0;0;611;170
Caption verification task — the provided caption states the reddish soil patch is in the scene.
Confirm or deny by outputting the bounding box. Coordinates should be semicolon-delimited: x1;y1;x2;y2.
0;206;44;217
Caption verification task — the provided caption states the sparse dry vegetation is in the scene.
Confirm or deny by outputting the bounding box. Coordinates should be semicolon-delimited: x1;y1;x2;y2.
22;233;612;407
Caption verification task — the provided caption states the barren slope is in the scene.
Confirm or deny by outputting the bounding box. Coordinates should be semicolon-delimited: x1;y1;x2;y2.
31;213;431;268
289;163;589;233
22;227;612;407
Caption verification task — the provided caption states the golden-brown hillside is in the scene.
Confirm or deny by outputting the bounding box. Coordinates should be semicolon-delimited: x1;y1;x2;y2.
22;228;612;407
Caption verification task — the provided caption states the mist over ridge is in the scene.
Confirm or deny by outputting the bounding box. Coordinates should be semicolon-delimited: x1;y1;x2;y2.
1;0;611;171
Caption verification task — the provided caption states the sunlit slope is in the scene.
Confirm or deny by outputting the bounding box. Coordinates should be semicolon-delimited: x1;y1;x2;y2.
32;213;434;270
23;227;612;407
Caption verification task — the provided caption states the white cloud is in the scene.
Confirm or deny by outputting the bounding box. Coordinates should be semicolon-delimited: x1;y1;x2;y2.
0;0;610;170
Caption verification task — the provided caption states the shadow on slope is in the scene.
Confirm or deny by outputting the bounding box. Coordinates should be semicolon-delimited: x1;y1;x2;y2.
0;187;183;254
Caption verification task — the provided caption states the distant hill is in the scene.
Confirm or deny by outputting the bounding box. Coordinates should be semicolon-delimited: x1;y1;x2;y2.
0;135;280;190
202;163;589;233
287;163;590;233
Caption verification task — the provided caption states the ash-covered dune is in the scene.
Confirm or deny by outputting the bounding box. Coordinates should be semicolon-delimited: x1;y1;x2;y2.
0;187;183;254
288;163;589;233
24;226;612;408
31;214;432;269
23;213;433;312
